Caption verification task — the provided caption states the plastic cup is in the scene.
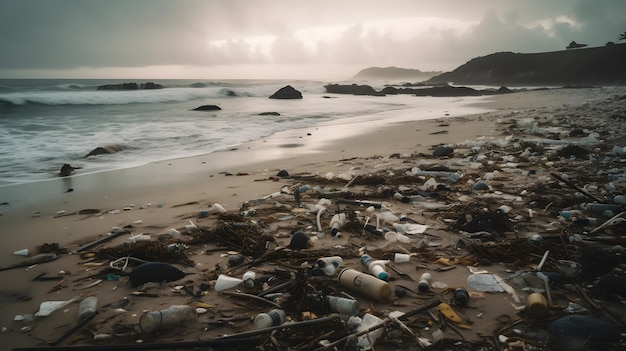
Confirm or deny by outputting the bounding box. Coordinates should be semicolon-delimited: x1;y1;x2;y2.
394;253;411;263
13;249;29;256
214;275;243;292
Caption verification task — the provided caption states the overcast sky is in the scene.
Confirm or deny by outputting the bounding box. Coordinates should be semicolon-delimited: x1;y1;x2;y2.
1;0;625;79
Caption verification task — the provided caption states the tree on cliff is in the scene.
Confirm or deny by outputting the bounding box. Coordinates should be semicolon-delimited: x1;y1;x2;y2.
620;31;626;41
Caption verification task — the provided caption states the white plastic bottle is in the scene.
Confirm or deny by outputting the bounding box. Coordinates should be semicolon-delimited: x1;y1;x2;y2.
330;213;347;237
254;309;286;329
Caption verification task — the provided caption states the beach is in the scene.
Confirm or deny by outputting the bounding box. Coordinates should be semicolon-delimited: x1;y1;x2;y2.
1;87;625;350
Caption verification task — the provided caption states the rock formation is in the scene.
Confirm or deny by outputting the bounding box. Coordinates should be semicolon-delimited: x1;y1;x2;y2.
269;85;302;99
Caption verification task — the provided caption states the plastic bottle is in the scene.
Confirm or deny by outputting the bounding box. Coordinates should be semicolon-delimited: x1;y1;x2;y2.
360;254;389;280
139;305;195;333
254;309;286;329
316;256;343;275
526;293;549;319
242;270;256;289
454;288;470;307
582;203;622;218
329;213;347;237
326;296;360;316
77;297;98;324
337;269;392;301
417;273;431;292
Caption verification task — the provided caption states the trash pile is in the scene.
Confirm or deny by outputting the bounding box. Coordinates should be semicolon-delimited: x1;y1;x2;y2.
4;94;626;351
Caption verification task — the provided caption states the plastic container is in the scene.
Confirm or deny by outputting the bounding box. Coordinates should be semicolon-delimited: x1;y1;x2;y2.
417;273;432;292
384;231;410;244
360;254;389;280
394;253;411;263
139;305;195;333
330;213;347;237
526;293;550;319
582;203;622;218
337;269;392;301
326;296;360;316
454;288;470;307
254;309;286;329
242;271;256;289
77;297;98;323
215;274;243;292
316;256;343;275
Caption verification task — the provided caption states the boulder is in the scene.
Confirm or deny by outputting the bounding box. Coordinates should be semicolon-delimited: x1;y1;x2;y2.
324;84;377;95
97;82;163;90
85;144;125;158
59;164;75;177
433;145;454;157
193;105;222;111
269;85;302;99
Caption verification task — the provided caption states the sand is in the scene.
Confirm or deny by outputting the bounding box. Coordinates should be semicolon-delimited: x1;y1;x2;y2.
1;87;625;350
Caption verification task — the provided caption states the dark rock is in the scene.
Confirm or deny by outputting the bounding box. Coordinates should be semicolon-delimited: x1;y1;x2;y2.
59;164;75;177
97;82;164;90
414;86;482;97
129;262;186;287
557;144;590;158
432;146;454;157
228;254;245;267
259;112;281;116
547;314;621;342
569;128;588;137
288;231;310;250
324;84;377;95
269;85;302;99
473;181;490;191
597;274;626;297
193;105;221;111
276;169;289;178
142;82;163;90
85;144;125;158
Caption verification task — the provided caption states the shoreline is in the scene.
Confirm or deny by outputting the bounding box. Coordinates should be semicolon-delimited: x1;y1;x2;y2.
1;87;622;257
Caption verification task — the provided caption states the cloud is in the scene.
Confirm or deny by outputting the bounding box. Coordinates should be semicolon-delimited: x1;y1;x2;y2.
1;0;625;78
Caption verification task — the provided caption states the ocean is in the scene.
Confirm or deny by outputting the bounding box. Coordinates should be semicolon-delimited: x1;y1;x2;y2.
0;78;502;188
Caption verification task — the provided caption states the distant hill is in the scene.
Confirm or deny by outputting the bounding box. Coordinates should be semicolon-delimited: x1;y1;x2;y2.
353;66;442;81
426;43;626;86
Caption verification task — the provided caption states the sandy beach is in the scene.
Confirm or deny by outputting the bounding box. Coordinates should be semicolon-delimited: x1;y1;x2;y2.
1;87;625;350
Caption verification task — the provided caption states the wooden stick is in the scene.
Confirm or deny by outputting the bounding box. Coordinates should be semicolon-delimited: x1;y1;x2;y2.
550;173;602;202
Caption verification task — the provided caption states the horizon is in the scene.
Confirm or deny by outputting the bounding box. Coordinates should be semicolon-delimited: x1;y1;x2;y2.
1;0;625;80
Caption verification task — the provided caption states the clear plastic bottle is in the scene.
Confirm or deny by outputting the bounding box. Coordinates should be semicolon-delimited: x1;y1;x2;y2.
77;297;98;324
254;309;286;329
139;305;196;334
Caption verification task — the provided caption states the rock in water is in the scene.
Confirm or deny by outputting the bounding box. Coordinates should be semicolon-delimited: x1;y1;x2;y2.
269;85;302;99
193;105;221;111
85;144;125;158
129;262;185;287
59;164;75;177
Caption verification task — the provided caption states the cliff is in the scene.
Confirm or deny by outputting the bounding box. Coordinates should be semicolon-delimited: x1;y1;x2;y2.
426;43;626;86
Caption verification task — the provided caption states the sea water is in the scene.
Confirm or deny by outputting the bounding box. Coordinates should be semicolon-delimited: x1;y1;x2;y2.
0;78;495;187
